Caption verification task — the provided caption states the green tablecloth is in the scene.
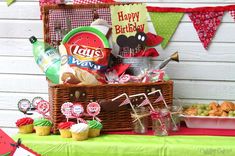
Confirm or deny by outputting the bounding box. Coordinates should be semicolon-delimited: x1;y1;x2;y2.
14;134;235;156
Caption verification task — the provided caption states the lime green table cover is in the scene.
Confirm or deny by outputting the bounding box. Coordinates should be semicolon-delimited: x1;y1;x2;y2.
14;134;235;156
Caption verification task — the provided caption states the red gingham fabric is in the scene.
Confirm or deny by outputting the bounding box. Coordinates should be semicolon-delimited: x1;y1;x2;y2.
73;0;115;4
229;10;235;21
48;8;111;46
188;11;224;49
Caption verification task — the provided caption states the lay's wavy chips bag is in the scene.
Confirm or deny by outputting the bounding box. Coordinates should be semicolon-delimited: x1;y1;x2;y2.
59;43;111;85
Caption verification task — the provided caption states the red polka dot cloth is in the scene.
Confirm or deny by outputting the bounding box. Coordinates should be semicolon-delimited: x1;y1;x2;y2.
230;10;235;21
188;11;224;49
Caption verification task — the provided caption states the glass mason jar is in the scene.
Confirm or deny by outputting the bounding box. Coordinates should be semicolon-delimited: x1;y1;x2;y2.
152;109;171;136
170;105;182;132
132;107;149;134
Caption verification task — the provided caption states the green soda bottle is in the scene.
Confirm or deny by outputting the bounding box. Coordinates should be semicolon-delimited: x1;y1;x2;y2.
29;36;61;84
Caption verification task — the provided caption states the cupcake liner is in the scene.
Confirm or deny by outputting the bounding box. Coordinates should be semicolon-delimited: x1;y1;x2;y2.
88;129;101;137
59;129;72;138
18;124;34;134
72;130;89;141
34;126;51;136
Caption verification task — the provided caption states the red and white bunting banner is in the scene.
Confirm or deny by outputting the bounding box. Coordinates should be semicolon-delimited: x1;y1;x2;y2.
230;11;235;21
188;11;224;49
147;5;235;50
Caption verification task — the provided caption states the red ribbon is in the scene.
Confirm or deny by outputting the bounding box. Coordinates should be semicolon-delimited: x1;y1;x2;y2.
150;111;161;120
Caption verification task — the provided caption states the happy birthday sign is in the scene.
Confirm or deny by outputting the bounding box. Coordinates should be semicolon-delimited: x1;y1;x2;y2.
111;3;148;42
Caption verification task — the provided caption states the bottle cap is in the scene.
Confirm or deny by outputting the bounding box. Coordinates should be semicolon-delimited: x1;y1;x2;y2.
29;36;37;44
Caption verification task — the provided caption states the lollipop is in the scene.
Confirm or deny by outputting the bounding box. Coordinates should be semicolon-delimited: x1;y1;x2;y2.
119;74;131;84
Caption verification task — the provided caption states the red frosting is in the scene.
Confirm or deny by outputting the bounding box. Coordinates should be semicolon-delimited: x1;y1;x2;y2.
58;121;75;129
16;117;34;127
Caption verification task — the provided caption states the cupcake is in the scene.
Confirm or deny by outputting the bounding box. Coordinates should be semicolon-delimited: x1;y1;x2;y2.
15;117;34;134
33;118;52;136
58;121;75;138
70;123;89;141
87;120;103;137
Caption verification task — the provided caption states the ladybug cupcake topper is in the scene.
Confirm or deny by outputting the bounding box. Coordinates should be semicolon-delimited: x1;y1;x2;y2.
18;97;45;115
36;100;50;117
61;102;73;122
72;103;84;118
87;102;101;122
18;99;31;115
72;103;86;124
32;97;44;109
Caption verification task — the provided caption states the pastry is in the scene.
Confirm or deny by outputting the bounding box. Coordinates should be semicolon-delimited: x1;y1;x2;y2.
221;101;234;112
209;102;218;110
15;117;34;134
87;120;103;137
33;118;52;136
183;107;197;116
58;121;75;138
70;123;89;141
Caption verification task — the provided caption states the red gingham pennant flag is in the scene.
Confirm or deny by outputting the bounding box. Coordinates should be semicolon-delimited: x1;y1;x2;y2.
139;98;151;107
188;11;224;49
119;98;131;106
229;11;235;21
73;0;114;4
153;94;165;103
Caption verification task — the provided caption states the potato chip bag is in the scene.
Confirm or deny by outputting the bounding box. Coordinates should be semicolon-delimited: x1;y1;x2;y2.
59;44;111;85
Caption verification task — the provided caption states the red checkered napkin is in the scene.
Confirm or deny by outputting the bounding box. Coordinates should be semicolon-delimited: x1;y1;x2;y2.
48;8;111;46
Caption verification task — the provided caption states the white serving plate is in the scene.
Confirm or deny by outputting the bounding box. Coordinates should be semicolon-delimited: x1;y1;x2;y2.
182;115;235;129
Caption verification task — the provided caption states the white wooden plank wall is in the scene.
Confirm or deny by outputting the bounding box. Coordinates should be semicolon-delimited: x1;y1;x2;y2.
0;0;235;136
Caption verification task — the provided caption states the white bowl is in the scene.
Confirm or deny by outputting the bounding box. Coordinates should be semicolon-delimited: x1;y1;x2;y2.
182;115;235;129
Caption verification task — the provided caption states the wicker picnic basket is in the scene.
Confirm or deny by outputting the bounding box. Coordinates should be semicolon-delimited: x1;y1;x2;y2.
42;4;174;134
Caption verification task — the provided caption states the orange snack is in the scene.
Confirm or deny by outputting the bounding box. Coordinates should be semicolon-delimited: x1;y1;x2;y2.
184;107;197;116
209;102;218;110
221;111;228;117
221;101;234;112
